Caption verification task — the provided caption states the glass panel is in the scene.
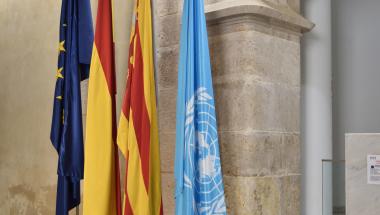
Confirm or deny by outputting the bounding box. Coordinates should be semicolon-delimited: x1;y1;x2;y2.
322;160;346;215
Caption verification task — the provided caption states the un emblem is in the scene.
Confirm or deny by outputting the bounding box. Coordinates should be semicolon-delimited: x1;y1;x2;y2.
184;87;227;215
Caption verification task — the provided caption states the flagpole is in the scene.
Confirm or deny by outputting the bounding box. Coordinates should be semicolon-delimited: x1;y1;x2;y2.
150;0;159;107
76;205;79;215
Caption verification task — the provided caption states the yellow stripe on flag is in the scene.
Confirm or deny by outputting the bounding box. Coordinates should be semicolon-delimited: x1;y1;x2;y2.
137;1;162;213
125;114;150;214
117;0;163;214
83;47;118;215
117;113;129;157
138;0;154;121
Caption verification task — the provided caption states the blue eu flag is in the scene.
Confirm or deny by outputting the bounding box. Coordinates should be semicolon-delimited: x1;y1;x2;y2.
174;0;227;214
50;0;93;214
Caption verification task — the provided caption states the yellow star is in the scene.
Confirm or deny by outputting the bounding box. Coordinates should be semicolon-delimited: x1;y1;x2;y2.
56;67;64;79
56;96;63;100
130;56;134;66
59;41;66;52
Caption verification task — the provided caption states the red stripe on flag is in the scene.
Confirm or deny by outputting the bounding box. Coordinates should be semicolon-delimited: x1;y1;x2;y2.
129;23;151;192
121;33;135;118
94;0;116;96
93;0;121;214
160;199;163;215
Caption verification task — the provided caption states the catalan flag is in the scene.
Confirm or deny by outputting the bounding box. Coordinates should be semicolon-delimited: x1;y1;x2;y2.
175;0;227;214
82;0;121;214
50;0;93;214
117;0;163;214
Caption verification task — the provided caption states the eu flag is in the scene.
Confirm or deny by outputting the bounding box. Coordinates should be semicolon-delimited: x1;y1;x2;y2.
50;0;93;214
175;0;227;214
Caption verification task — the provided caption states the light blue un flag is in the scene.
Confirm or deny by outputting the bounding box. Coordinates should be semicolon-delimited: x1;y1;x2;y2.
174;0;227;214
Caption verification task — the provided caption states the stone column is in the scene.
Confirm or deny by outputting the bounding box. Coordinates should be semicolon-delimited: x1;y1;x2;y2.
154;0;313;214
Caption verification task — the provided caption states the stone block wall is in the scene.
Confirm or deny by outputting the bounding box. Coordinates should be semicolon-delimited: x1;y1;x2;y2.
154;2;182;214
155;0;312;214
209;22;301;215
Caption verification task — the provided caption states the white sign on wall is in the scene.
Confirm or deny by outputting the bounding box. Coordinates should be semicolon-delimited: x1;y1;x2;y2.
367;155;380;184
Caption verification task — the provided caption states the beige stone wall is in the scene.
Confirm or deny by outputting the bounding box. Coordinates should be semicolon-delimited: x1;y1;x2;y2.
209;26;301;215
0;0;133;214
0;0;60;213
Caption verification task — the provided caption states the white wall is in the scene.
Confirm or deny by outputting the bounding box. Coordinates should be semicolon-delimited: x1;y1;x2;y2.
332;0;380;161
301;0;332;214
332;0;380;209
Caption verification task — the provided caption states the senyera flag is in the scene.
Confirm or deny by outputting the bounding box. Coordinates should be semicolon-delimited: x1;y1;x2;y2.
82;0;122;214
117;0;163;214
174;0;227;214
50;0;93;214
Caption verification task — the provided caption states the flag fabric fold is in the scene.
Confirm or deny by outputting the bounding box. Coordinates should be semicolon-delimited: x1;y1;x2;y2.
50;0;93;214
174;0;227;214
117;0;163;214
82;0;122;214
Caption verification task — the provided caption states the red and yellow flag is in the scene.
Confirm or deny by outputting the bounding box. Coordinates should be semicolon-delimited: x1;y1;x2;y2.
83;0;122;214
117;0;163;214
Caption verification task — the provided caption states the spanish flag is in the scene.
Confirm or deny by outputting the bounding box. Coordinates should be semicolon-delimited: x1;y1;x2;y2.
117;0;163;214
83;0;121;214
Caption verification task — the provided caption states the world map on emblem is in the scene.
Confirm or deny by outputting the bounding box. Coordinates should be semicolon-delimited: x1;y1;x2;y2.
184;87;227;215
